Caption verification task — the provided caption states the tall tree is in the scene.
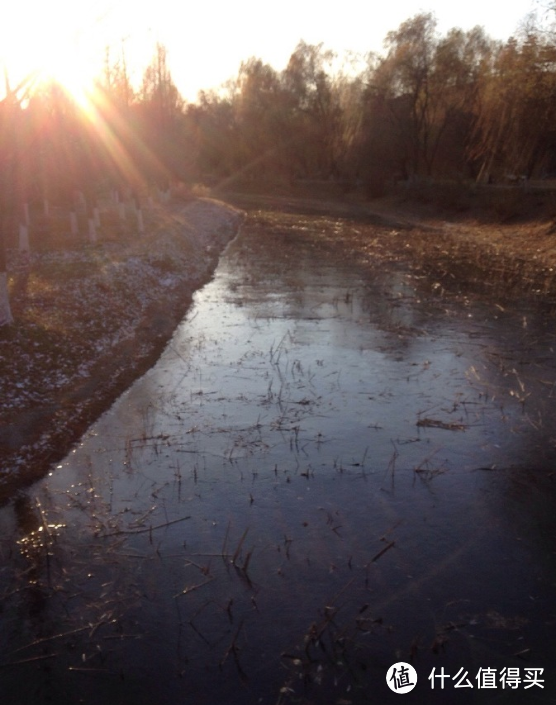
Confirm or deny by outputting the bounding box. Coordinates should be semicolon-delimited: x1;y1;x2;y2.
361;15;495;183
472;32;556;180
101;43;135;110
140;43;183;127
374;13;439;178
233;58;287;178
281;41;343;178
429;25;494;176
139;43;188;183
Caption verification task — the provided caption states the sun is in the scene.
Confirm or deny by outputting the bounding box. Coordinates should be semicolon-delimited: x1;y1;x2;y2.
1;2;103;106
28;23;99;109
35;44;94;109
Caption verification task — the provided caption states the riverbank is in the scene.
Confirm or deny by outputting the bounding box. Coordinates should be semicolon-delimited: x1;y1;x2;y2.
0;198;244;501
222;188;556;301
3;187;556;500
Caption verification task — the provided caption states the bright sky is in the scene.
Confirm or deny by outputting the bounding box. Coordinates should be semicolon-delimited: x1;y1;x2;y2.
0;0;540;103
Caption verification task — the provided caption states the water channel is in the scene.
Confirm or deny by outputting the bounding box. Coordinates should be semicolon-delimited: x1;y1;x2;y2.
1;210;555;704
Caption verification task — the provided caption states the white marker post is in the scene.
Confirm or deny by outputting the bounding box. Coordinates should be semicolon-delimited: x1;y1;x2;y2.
70;211;78;236
137;208;144;234
0;273;13;326
19;223;29;253
88;218;97;243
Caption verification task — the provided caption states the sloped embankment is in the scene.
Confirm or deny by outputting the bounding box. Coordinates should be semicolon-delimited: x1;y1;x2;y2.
0;198;244;500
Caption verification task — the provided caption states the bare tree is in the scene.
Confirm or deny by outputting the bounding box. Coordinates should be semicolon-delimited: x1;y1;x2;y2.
282;41;343;178
472;32;556;180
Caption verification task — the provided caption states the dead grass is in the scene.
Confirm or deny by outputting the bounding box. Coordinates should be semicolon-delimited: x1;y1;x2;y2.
223;185;556;301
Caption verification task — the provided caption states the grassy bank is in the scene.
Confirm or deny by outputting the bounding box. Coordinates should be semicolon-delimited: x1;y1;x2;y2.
0;198;243;500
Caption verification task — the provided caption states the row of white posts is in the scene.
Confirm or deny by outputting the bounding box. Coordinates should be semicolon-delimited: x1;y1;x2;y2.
17;186;171;255
0;186;172;326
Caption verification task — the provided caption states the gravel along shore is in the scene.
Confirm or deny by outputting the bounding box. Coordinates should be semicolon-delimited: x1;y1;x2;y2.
0;198;244;500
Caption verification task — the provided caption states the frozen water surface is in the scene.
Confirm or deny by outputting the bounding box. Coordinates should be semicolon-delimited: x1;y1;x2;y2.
0;215;555;704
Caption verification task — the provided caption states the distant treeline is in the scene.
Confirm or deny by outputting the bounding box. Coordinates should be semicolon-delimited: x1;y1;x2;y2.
188;12;556;192
3;11;556;215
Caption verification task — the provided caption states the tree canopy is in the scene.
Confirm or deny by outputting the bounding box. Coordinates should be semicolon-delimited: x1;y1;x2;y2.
4;15;556;213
